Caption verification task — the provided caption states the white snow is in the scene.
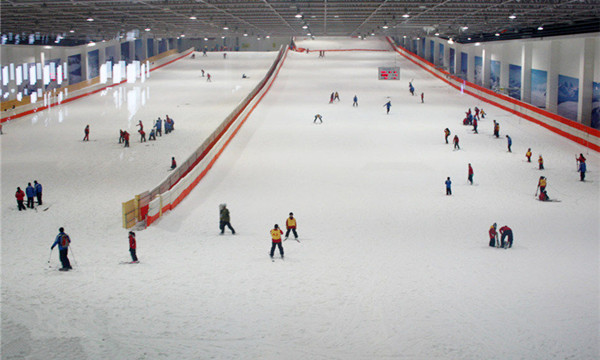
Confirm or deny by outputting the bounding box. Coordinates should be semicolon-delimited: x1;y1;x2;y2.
2;38;598;360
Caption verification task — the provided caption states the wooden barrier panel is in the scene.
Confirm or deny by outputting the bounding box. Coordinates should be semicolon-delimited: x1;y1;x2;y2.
122;199;137;229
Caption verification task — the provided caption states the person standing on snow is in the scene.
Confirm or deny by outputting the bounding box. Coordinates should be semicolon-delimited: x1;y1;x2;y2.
506;135;512;152
34;180;43;205
489;223;498;247
219;204;235;235
15;187;26;211
285;212;298;241
578;160;587;181
171;157;177;170
493;121;500;138
83;125;90;141
51;227;72;271
444;128;451;144
453;135;460;150
26;182;35;208
270;224;284;259
445;177;452;195
155;118;162;137
421;92;424;103
139;129;146;142
353;95;358;107
538;155;544;170
468;164;474;185
334;91;340;102
525;148;532;162
499;225;513;248
537;176;547;195
472;116;478;134
384;101;391;114
129;231;139;263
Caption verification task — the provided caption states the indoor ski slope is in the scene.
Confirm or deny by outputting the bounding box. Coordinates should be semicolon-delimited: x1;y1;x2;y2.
1;37;598;360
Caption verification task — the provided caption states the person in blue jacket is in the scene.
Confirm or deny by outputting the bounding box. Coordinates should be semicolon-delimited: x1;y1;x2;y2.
578;161;587;181
445;177;452;195
155;118;162;137
51;227;72;271
34;180;43;205
506;135;512;152
26;182;35;208
384;101;391;114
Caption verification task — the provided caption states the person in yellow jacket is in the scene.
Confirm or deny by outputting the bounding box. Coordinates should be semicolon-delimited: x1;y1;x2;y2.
525;148;532;162
270;224;284;259
285;212;299;241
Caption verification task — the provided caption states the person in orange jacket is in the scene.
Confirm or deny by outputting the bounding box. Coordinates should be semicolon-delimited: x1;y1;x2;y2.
270;224;284;259
285;212;298;241
489;223;498;247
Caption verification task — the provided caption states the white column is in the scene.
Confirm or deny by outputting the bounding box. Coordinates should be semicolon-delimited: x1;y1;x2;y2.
467;47;475;83
545;40;559;113
521;42;532;103
578;38;594;126
482;47;491;89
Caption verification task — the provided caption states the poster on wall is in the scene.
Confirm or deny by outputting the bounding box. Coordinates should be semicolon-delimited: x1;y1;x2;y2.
490;60;500;91
121;42;130;63
460;52;468;79
474;56;482;86
45;58;61;90
147;39;155;57
438;43;444;66
449;48;455;74
159;39;167;54
557;74;579;121
531;69;547;108
412;40;417;54
429;40;434;63
508;64;522;100
88;49;99;79
135;39;145;61
592;82;599;129
67;54;82;85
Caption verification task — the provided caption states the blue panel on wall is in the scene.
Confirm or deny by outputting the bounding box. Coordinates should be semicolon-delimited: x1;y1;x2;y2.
557;74;579;121
591;82;599;129
159;39;167;54
147;39;154;57
531;69;547;108
67;54;82;85
429;40;434;63
121;42;130;63
490;60;500;90
508;64;522;100
135;39;144;61
460;52;468;78
88;50;99;79
449;48;455;74
438;43;444;65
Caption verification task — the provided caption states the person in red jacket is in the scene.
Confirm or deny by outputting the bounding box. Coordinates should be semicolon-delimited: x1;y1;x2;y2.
123;131;130;147
499;225;513;248
15;187;26;211
128;231;138;262
453;135;460;150
284;212;298;241
139;129;146;142
489;223;498;247
468;163;474;185
171;157;177;170
270;224;284;259
83;125;90;141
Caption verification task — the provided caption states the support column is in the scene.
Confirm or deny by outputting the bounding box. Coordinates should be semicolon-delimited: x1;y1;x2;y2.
521;42;532;103
455;46;463;78
467;47;475;83
482;47;491;89
80;48;89;81
545;40;559;113
416;37;422;56
424;38;431;63
578;38;594;126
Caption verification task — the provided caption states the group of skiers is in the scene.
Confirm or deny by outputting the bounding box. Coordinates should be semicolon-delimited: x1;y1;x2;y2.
488;223;514;249
14;180;43;211
118;116;175;147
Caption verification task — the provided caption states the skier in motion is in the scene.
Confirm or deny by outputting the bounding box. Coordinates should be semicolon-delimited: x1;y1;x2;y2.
270;224;284;260
51;227;72;271
284;212;299;241
313;114;323;124
219;204;235;235
383;100;391;114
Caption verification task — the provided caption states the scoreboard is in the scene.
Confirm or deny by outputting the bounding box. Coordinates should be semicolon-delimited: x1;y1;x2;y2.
378;66;400;80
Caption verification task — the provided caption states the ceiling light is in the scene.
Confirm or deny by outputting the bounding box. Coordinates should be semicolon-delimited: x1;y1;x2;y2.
295;13;302;18
204;37;208;41
371;32;375;36
495;33;500;36
180;34;185;37
461;26;469;31
306;33;311;36
509;14;516;19
382;25;389;29
223;26;229;30
537;26;544;30
69;29;75;33
302;25;308;29
87;42;95;46
434;32;439;36
86;17;94;22
402;14;410;18
448;38;454;44
334;15;339;18
403;35;407;38
243;33;248;36
474;42;481;46
145;28;151;32
266;35;270;38
467;37;472;40
221;36;225;39
189;16;197;20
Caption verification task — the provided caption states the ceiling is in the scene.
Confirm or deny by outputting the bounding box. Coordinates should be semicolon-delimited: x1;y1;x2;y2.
1;0;599;45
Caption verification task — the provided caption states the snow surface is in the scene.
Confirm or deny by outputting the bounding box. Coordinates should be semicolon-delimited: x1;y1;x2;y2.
2;37;599;359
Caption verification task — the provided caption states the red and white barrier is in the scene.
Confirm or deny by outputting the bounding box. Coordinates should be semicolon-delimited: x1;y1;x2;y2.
386;37;600;152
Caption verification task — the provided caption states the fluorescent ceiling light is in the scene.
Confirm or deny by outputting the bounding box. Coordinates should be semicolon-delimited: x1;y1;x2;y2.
189;16;197;20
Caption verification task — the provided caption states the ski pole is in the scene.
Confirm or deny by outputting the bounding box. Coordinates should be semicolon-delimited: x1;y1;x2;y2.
48;248;53;267
69;245;77;266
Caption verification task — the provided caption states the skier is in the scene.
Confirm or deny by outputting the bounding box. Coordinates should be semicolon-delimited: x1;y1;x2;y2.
270;224;284;259
489;223;498;247
119;129;125;143
51;227;72;271
421;92;424;103
219;204;235;235
207;73;211;82
466;111;473;125
334;92;340;101
384;101;391;114
444;128;451;144
536;176;547;195
128;231;138;263
409;82;414;95
329;92;334;104
353;95;358;107
493;120;500;138
453;135;460;150
525;148;532;162
139;129;146;142
242;74;248;79
202;47;207;56
15;187;26;211
34;180;42;205
149;128;156;141
538;155;544;170
445;177;452;195
578;160;587;181
474;107;480;121
284;212;298;241
155;118;162;137
472;116;478;133
506;135;512;152
539;189;550;201
137;120;143;132
480;108;486;119
191;53;195;59
171;157;177;170
576;153;586;165
314;114;323;124
26;182;35;208
223;52;227;59
468;163;474;185
123;131;130;147
83;125;90;141
499;225;513;248
201;69;205;77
